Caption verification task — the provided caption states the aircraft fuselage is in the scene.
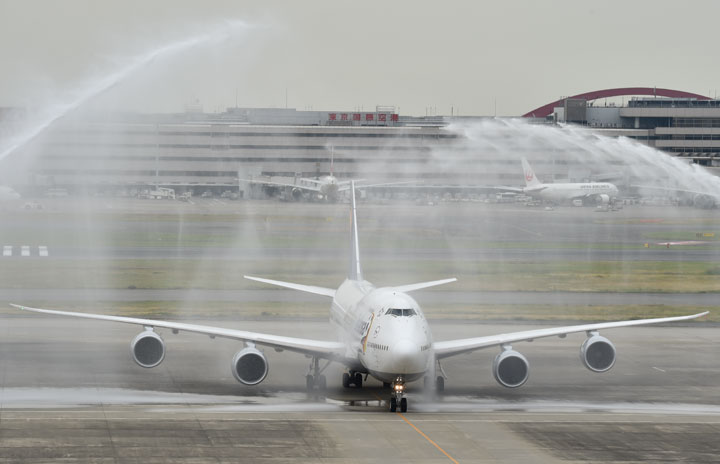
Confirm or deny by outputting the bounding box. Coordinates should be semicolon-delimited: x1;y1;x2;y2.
527;182;618;203
330;279;432;383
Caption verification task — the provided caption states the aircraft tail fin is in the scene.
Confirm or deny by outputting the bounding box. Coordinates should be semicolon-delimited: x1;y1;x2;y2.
244;275;335;298
521;157;542;188
348;180;363;281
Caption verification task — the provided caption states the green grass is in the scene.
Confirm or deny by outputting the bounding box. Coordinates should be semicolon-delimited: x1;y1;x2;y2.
2;258;720;293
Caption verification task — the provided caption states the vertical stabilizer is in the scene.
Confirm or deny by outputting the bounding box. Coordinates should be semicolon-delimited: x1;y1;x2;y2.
348;181;363;281
521;157;542;188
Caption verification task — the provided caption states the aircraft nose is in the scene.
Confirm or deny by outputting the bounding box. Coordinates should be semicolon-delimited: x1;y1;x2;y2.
392;339;424;372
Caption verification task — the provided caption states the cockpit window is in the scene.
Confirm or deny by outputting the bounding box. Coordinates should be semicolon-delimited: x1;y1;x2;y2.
385;308;416;317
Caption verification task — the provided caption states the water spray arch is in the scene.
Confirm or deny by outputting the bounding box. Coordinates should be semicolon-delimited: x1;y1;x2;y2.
522;87;712;118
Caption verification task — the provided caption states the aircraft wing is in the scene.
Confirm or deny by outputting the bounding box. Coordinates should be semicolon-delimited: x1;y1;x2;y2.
632;184;720;200
490;185;525;193
11;304;345;359
239;178;322;193
433;311;708;359
337;180;418;191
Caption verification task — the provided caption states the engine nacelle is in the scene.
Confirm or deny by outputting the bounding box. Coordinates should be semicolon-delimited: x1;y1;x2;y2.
131;330;165;368
596;194;610;205
693;193;716;209
492;349;529;388
231;347;268;385
291;187;303;200
580;334;616;372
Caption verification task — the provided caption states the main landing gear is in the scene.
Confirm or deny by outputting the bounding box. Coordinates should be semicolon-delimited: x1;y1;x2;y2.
306;356;329;392
389;376;407;413
342;371;364;388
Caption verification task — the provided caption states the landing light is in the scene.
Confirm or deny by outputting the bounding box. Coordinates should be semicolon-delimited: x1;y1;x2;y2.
394;384;405;391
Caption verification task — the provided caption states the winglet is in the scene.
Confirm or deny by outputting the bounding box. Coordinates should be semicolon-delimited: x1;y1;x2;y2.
349;181;363;281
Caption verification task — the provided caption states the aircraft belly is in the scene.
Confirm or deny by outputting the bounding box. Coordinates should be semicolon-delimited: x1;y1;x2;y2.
367;369;426;384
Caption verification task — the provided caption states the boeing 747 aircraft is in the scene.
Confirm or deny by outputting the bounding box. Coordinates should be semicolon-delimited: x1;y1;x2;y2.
12;182;706;412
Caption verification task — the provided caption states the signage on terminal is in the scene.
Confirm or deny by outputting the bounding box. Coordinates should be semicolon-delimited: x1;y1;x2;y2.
328;112;398;123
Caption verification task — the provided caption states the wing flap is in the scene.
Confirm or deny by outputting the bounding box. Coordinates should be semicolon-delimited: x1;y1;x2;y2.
433;311;709;359
11;304;344;358
238;178;322;193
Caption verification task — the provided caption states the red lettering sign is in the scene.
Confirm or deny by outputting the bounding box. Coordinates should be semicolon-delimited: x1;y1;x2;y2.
353;113;361;121
366;113;374;121
391;114;399;121
378;113;387;122
329;113;336;121
341;113;348;121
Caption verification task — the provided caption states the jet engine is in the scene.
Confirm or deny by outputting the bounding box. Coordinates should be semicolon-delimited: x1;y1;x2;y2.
131;330;165;368
492;349;529;388
231;346;268;385
291;188;303;200
580;334;616;372
596;194;610;205
693;193;716;209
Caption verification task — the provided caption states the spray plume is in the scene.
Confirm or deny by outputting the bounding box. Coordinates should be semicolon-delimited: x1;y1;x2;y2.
0;20;252;162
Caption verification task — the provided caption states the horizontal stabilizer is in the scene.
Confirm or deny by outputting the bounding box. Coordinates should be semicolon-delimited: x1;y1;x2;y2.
393;278;457;293
244;275;336;298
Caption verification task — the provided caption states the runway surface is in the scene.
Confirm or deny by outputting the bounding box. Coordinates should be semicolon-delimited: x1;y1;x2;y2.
0;317;717;462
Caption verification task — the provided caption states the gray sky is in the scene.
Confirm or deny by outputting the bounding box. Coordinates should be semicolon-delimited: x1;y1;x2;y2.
0;0;717;116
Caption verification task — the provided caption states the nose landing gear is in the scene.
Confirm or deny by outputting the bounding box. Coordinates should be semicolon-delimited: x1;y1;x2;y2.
389;376;407;412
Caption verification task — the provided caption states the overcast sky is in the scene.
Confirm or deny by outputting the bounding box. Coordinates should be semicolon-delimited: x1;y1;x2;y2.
0;0;717;116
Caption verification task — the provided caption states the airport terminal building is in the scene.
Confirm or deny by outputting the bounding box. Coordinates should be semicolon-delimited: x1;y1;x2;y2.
4;94;720;197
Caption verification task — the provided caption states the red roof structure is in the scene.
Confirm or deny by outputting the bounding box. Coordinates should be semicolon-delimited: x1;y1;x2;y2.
522;87;711;118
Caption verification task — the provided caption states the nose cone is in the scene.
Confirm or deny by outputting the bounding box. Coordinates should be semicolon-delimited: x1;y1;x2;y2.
391;339;425;373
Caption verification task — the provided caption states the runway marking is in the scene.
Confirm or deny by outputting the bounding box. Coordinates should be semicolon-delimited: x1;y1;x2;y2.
653;367;667;373
2;245;50;257
396;412;460;464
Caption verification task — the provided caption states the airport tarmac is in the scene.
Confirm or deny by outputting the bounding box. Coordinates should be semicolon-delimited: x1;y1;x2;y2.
0;317;717;462
1;197;719;461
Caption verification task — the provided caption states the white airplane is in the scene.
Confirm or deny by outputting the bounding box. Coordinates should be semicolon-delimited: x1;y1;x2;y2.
241;147;353;202
0;185;21;201
502;158;619;206
243;172;347;202
11;182;707;412
240;147;408;202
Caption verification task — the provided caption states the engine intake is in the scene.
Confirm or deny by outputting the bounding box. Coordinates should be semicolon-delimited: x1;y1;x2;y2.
580;334;616;372
131;330;165;368
231;347;268;385
492;349;529;388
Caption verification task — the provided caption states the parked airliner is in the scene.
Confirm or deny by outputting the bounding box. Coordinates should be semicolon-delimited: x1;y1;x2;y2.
12;182;707;412
500;158;619;205
240;146;354;202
